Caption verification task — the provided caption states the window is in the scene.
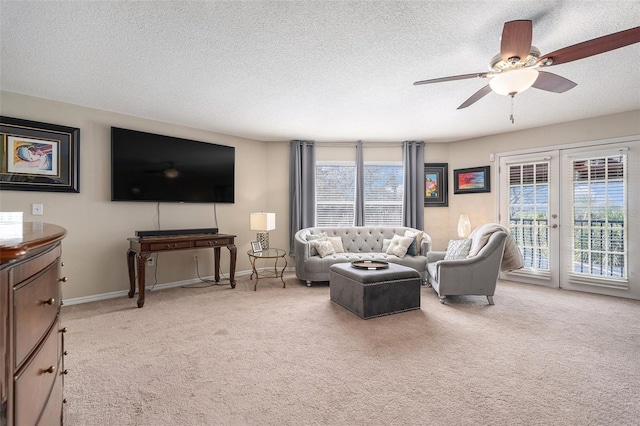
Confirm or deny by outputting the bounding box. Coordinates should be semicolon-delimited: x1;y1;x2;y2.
363;163;403;225
508;161;550;270
571;155;626;279
316;162;356;227
315;161;403;227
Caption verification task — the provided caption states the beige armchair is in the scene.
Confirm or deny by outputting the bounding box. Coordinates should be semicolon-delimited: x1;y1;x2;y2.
426;231;508;305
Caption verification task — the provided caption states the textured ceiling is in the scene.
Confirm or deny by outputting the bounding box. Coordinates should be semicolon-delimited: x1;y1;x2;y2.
1;1;639;143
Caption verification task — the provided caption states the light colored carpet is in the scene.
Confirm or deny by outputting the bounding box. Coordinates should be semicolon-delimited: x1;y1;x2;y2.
61;273;640;425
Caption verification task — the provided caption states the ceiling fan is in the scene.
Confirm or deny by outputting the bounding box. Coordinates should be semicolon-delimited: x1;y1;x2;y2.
413;20;640;119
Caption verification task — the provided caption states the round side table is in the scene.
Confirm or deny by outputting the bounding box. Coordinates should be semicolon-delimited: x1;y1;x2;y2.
247;248;287;291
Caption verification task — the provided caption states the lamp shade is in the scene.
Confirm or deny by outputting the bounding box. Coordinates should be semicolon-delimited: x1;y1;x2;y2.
458;214;471;239
489;68;539;96
250;212;276;231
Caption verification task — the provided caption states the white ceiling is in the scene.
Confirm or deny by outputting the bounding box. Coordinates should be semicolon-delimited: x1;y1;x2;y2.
1;1;639;143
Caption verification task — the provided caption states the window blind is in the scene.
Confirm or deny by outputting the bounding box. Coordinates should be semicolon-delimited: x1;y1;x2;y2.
315;162;403;227
570;153;627;281
315;163;356;227
508;161;550;271
363;164;403;225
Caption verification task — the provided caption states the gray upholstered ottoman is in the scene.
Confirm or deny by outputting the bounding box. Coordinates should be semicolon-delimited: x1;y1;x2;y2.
330;262;421;319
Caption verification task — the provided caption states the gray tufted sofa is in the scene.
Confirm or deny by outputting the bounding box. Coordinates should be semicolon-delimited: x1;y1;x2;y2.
294;226;431;286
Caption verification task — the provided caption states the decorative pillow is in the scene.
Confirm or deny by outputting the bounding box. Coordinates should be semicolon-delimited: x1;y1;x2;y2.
313;240;335;258
444;238;472;260
382;238;392;252
385;235;414;258
306;233;327;241
327;236;345;253
404;230;424;256
306;233;327;256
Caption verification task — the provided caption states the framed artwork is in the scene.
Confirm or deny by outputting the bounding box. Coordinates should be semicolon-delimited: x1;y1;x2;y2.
424;163;448;207
0;116;80;193
454;166;491;194
251;241;263;252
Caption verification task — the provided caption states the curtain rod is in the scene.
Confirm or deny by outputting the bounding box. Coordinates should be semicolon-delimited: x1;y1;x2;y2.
314;141;409;148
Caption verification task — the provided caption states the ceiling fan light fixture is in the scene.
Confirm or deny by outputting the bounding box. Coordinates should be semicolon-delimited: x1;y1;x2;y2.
489;68;539;96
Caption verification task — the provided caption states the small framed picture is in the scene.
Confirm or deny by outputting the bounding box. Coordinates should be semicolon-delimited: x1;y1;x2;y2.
251;241;262;252
454;166;491;194
424;163;448;207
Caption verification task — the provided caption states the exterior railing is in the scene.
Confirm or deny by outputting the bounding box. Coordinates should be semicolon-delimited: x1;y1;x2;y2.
509;218;625;278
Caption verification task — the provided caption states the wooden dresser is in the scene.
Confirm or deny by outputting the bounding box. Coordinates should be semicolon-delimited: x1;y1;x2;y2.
1;222;67;426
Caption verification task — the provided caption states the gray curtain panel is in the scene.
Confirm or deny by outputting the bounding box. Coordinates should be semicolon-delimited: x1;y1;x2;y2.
354;140;365;226
402;141;425;229
289;140;316;255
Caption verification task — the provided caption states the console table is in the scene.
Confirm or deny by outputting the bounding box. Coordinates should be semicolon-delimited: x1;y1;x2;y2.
127;233;237;308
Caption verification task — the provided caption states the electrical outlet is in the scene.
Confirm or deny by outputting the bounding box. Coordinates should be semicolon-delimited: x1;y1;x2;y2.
146;257;155;267
193;254;199;263
32;203;44;215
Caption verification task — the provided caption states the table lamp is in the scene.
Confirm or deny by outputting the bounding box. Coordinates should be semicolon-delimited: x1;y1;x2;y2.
250;212;276;250
458;214;471;239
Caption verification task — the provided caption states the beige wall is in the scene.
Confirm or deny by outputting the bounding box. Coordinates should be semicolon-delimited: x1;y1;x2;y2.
423;142;450;251
0;91;283;300
2;90;638;300
440;110;640;249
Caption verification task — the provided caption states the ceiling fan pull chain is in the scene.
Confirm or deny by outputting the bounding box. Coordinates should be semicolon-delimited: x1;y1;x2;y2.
509;93;515;124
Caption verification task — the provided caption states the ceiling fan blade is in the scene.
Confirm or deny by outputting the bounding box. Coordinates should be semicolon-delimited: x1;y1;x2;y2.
532;71;577;93
413;72;487;85
501;20;533;63
537;26;640;66
457;85;492;109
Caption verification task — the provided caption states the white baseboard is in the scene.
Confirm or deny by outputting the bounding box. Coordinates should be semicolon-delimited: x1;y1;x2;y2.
62;267;294;306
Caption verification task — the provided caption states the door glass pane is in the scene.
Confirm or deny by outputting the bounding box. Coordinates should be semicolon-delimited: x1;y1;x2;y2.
571;155;626;279
508;162;550;270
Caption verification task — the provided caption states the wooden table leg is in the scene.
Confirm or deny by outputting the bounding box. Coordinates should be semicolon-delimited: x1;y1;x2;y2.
127;249;136;298
228;244;237;288
136;253;149;308
214;247;221;282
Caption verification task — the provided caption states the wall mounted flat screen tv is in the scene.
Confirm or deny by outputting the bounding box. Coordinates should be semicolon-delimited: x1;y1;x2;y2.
111;127;234;203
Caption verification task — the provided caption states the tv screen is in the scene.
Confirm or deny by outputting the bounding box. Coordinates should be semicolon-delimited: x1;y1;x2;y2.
111;127;234;203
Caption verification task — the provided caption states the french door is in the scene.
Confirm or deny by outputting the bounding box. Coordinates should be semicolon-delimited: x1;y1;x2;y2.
498;138;640;300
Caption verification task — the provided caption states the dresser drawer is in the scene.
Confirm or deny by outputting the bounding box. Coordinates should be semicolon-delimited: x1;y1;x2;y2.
37;367;63;426
13;262;60;368
14;319;60;426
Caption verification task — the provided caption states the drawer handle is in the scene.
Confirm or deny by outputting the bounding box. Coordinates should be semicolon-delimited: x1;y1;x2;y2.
63;398;68;404
60;327;68;333
61;369;69;375
58;276;68;282
43;365;55;374
64;350;68;356
43;298;55;306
